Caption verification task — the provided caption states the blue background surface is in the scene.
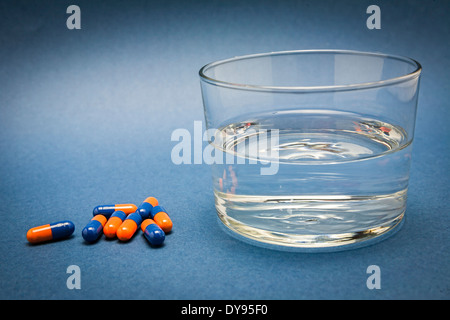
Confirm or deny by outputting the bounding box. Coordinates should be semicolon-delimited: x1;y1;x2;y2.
0;0;448;299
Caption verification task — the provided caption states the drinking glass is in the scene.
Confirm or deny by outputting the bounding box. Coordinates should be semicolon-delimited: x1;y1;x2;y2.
199;50;422;251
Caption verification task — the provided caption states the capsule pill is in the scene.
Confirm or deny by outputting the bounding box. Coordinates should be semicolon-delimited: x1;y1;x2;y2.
27;220;75;244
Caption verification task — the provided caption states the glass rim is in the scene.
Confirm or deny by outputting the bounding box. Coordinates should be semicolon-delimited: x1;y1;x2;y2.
199;49;422;93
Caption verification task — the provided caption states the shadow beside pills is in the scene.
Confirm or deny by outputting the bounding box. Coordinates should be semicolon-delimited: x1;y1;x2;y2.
81;234;104;245
103;235;118;242
163;229;173;236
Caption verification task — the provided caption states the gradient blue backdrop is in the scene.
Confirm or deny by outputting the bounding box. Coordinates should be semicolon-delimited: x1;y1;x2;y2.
0;0;448;299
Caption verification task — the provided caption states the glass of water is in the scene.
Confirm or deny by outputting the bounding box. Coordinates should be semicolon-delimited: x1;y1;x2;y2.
199;50;422;251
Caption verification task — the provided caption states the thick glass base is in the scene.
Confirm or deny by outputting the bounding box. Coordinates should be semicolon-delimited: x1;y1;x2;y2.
217;209;405;252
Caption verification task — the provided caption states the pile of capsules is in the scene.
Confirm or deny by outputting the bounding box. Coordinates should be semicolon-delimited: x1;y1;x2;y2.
26;197;172;247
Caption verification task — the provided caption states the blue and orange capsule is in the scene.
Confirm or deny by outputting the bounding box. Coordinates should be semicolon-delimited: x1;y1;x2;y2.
117;211;143;241
116;197;159;241
93;204;137;218
141;219;165;246
150;206;173;233
27;220;75;244
82;215;107;243
136;197;159;220
103;210;127;238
